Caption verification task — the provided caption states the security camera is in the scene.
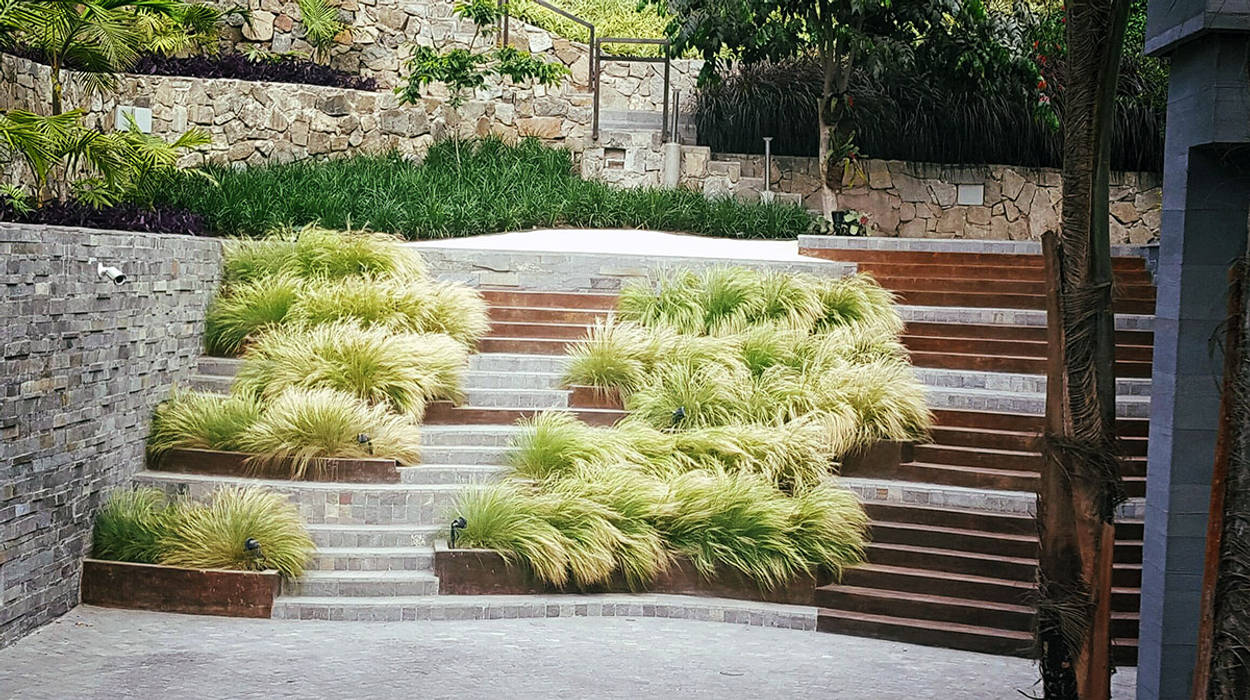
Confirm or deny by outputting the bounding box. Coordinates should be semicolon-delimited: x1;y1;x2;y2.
97;262;127;285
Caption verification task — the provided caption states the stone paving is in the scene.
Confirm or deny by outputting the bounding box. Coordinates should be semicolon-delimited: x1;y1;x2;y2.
0;607;1136;699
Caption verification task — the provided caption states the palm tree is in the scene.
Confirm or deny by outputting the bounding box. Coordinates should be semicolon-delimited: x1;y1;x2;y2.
16;0;213;115
1036;0;1133;697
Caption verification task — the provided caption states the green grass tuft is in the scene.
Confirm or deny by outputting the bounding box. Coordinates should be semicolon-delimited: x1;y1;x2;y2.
221;225;426;286
156;140;815;240
92;488;175;564
204;275;303;356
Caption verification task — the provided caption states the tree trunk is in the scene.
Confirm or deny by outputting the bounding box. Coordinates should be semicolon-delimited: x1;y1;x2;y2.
1200;248;1250;699
50;57;63;116
1036;0;1132;697
817;41;838;219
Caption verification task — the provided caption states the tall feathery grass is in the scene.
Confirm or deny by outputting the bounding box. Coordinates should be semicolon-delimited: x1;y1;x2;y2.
221;225;426;286
233;322;468;418
92;486;315;578
453;266;927;590
238;387;424;477
147;391;263;458
204;275;303;356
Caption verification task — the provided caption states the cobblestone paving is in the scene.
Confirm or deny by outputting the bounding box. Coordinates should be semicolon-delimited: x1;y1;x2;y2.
0;606;1136;699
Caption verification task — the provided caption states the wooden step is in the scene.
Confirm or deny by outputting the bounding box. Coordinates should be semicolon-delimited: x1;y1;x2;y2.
933;409;1149;436
869;521;1037;559
910;350;1154;377
800;247;1150;272
847;262;1154;285
874;275;1156;301
893;289;1155;314
862;502;1035;536
839;563;1035;606
488;321;591;340
487;305;610;325
815;607;1033;657
910;444;1039;471
817;584;1034;631
480;290;618;310
866;542;1037;580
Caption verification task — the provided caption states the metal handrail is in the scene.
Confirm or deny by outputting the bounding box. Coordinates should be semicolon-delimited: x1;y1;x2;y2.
497;1;673;143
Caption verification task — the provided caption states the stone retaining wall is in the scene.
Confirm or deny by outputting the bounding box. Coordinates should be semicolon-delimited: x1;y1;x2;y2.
0;224;222;648
714;153;1162;244
215;0;699;105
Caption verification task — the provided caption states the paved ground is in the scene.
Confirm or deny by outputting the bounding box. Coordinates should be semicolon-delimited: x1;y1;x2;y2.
407;228;813;262
0;607;1136;699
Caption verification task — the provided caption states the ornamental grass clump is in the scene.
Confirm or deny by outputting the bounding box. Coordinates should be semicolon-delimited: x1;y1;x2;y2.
204;275;302;356
238;387;424;478
452;266;926;590
290;277;489;347
159;487;315;578
92;486;315;578
222;225;426;286
233;322;468;418
147;391;263;458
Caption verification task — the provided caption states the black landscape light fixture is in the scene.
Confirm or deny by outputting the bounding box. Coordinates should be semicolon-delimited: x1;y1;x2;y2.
450;517;467;548
244;537;263;562
357;433;372;454
671;406;686;426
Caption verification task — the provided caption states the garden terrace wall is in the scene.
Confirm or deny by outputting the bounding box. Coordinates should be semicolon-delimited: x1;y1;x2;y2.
79;559;280;618
710;153;1163;244
0;223;222;648
213;0;699;102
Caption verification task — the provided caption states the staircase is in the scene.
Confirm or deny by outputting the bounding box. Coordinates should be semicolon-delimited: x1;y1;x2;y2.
139;237;1154;658
797;236;1154;664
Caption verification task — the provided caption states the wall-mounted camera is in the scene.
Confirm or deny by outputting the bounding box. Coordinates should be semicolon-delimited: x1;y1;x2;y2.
96;262;127;285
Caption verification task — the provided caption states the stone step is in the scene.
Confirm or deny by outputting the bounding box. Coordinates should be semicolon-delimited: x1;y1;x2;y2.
307;546;434;572
187;373;232;393
463;387;569;409
905;334;1153;363
797;238;1153;269
873;274;1156;300
489;321;590;340
418;445;512;465
305;523;442;548
924;386;1150;418
897;305;1155;332
399;464;506;484
270;593;818;627
420;425;522;447
894;288;1155;315
904;321;1154;346
477;336;574;355
914;367;1151;397
469;353;567;374
195;355;565;389
424;403;624;427
855;262;1154;285
283;570;439;597
131;471;465;525
462;370;564;390
910;349;1153;378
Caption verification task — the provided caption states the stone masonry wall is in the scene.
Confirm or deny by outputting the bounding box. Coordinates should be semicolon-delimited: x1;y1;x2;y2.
215;0;699;104
713;153;1162;244
0;224;222;648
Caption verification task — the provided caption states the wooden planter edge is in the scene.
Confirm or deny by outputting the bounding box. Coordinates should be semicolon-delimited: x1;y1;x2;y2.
80;559;281;618
151;447;401;483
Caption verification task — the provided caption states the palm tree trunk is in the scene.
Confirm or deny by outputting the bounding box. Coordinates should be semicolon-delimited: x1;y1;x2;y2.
50;57;63;116
1037;0;1132;697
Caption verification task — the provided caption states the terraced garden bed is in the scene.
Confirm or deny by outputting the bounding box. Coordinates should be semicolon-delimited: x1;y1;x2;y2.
150;448;402;484
80;559;281;618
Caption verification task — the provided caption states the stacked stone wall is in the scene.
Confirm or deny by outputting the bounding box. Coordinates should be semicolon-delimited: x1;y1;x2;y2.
0;224;222;648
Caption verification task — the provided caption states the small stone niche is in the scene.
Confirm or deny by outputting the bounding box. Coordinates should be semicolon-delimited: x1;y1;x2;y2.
956;183;985;206
605;148;627;170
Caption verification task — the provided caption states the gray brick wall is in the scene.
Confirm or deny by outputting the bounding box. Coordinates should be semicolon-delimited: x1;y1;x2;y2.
0;223;222;648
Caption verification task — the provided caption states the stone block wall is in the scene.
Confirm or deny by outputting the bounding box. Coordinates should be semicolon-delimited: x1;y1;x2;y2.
0;224;222;648
213;0;698;107
714;154;1162;244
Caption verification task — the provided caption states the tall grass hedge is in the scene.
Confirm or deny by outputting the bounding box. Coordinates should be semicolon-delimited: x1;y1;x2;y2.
455;266;931;590
155;139;815;240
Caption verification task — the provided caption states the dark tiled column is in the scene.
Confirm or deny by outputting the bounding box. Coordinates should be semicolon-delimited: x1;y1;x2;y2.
1137;34;1250;700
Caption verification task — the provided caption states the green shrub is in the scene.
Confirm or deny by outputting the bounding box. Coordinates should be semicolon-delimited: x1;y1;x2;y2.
453;484;575;586
147;390;263;458
92;488;174;564
204;275;303;356
159;487;315;578
233;322;467;418
155;140;816;240
238;387;424;477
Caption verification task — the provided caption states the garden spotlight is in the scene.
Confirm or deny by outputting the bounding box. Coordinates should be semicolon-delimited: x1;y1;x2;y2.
450;517;467;548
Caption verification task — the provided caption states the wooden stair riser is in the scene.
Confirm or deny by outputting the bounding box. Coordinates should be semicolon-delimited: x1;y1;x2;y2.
487;306;609;325
815;611;1033;657
868;523;1143;564
846;262;1154;285
817;587;1033;631
893;289;1155;314
873;275;1155;301
479;290;618;310
904;321;1154;346
911;351;1153;378
909;445;1148;477
904;335;1153;362
798;247;1151;272
488;322;591;340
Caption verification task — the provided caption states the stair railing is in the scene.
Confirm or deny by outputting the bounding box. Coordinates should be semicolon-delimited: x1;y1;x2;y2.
496;0;672;142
